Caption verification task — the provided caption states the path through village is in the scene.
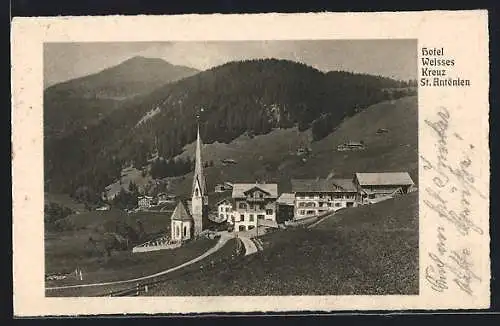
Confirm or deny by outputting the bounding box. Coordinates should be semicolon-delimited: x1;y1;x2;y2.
46;231;259;292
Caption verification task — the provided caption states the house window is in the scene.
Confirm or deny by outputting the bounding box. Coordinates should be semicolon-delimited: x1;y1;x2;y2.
219;213;224;219
195;188;199;196
335;203;341;207
239;202;247;209
257;214;264;219
319;202;324;207
225;207;230;212
298;202;305;208
266;209;273;215
259;193;263;198
249;214;254;221
240;214;245;221
248;225;255;230
306;210;314;215
183;226;187;237
259;204;265;210
299;210;305;215
176;226;180;237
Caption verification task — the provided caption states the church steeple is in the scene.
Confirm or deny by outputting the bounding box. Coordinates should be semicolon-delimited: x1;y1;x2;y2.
192;123;207;196
190;116;208;237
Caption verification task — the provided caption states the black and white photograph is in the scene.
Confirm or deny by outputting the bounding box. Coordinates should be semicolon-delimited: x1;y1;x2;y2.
43;39;419;297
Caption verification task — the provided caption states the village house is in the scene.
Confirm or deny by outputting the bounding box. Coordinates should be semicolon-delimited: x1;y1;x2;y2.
157;192;176;204
214;182;234;193
337;140;365;151
353;172;415;205
276;193;295;223
291;178;358;219
137;195;154;209
231;183;278;232
216;198;234;223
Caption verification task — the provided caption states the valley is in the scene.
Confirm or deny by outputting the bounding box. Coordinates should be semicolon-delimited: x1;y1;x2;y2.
43;54;418;298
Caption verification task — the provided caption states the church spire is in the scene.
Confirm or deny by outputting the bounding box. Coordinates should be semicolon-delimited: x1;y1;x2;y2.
192;121;206;195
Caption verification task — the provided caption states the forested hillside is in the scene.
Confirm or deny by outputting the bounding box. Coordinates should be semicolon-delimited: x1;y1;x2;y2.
44;56;199;138
44;58;416;197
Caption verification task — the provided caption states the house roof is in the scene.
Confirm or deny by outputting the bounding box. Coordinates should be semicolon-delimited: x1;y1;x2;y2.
291;178;357;193
170;201;193;222
277;193;295;205
231;183;278;198
355;172;414;186
216;197;233;206
330;178;357;192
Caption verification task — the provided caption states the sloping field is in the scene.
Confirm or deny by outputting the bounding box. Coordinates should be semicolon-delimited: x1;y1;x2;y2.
45;209;173;277
46;237;217;294
291;95;418;183
148;192;418;296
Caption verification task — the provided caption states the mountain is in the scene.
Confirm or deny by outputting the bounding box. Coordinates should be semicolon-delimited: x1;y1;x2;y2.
44;56;199;138
44;58;416;195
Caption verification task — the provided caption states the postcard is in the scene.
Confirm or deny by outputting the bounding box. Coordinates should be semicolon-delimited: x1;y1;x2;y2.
11;11;490;316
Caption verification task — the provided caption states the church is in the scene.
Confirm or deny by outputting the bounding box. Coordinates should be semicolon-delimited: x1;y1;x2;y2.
170;124;209;242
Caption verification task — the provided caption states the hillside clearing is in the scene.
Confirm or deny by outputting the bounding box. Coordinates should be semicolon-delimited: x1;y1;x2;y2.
169;96;417;196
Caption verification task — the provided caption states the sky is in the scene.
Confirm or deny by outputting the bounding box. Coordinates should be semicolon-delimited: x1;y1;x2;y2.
44;40;417;88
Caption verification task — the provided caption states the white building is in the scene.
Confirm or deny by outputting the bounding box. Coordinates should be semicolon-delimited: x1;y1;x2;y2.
291;178;358;219
231;183;278;232
138;196;153;209
216;198;234;224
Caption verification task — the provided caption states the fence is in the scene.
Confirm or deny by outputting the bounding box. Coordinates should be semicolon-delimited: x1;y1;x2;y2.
132;236;181;253
102;238;246;297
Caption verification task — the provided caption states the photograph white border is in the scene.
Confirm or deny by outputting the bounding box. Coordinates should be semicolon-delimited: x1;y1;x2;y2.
12;11;490;316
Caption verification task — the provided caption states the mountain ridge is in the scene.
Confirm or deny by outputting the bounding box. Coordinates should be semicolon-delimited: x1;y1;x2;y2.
44;58;416;196
44;56;200;139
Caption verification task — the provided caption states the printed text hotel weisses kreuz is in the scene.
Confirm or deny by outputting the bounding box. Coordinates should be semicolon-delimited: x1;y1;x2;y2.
420;47;471;87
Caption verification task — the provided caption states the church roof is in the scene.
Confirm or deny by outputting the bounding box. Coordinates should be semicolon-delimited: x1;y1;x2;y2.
171;201;193;222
